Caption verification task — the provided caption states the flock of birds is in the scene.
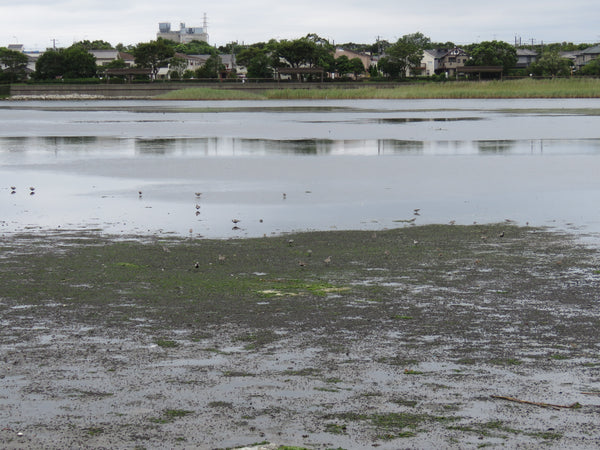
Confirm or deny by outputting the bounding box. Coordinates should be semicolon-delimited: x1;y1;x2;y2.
9;186;36;195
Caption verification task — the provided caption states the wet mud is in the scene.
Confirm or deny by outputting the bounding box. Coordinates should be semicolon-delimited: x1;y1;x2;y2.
1;224;600;449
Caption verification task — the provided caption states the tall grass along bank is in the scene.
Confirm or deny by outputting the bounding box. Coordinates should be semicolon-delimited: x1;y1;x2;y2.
155;78;600;100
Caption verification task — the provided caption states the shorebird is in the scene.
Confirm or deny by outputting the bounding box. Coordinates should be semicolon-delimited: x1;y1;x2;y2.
324;256;331;264
29;187;35;191
499;231;505;238
194;262;200;269
195;192;202;198
232;218;240;224
287;239;294;246
218;254;226;262
10;186;16;191
196;204;201;210
282;193;287;199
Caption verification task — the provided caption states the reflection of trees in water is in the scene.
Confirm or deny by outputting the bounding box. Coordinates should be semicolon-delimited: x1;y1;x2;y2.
135;138;177;155
377;140;424;154
0;136;29;152
44;136;98;146
477;140;517;153
241;138;334;155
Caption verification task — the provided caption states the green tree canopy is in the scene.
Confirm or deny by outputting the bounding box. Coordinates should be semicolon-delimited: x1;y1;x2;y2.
529;51;572;76
381;32;429;79
132;39;175;79
175;40;217;55
577;57;600;76
0;47;29;82
349;57;366;77
34;47;97;80
71;40;113;50
334;55;352;77
195;54;225;78
466;40;517;72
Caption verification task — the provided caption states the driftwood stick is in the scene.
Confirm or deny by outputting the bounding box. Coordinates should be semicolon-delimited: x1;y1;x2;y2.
491;395;579;410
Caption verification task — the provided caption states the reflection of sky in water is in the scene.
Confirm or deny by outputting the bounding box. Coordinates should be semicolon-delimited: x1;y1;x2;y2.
1;99;600;239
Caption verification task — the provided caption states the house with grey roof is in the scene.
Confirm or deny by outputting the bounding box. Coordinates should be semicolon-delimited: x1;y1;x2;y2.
515;49;538;69
574;45;600;70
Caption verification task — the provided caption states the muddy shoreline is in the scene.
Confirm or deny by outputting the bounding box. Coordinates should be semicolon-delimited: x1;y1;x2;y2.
1;224;600;449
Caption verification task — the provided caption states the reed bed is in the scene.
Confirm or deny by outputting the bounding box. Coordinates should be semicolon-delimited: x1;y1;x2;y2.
157;87;265;100
156;78;600;100
265;78;600;99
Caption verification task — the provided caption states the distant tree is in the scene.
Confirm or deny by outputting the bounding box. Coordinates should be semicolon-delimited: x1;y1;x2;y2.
349;57;366;78
245;52;274;79
276;38;317;69
529;51;572;76
103;58;127;69
217;41;244;55
577;57;600;76
0;47;29;82
175;40;217;55
115;43;134;52
168;56;188;79
382;32;430;78
335;55;352;78
466;40;517;72
195;54;225;78
368;39;391;56
34;47;96;79
377;56;403;79
71;40;113;50
34;49;64;79
427;41;456;50
63;46;97;78
133;39;175;80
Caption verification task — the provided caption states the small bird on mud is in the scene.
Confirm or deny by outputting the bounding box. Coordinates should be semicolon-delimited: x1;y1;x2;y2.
499;231;505;238
324;256;331;264
194;262;200;269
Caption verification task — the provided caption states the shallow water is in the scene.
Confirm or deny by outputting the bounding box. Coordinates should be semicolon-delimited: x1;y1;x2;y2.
1;98;600;238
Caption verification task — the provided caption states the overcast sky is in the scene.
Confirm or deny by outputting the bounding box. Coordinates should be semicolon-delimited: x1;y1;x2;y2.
2;0;600;51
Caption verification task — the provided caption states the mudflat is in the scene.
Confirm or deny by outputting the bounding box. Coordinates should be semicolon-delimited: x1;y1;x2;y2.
1;224;600;449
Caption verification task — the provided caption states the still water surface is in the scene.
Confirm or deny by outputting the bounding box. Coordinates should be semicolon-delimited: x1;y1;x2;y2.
1;98;599;238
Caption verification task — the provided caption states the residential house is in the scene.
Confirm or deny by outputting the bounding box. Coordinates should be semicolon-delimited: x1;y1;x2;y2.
88;50;135;67
574;45;600;70
515;49;538;69
158;53;237;79
419;48;469;77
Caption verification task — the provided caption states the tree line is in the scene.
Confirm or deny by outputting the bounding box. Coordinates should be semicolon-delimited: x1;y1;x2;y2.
2;33;600;83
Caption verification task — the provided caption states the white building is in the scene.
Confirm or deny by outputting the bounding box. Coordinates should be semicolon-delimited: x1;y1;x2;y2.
157;16;209;44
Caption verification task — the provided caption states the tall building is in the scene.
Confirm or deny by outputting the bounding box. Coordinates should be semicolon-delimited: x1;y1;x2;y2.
157;14;209;44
